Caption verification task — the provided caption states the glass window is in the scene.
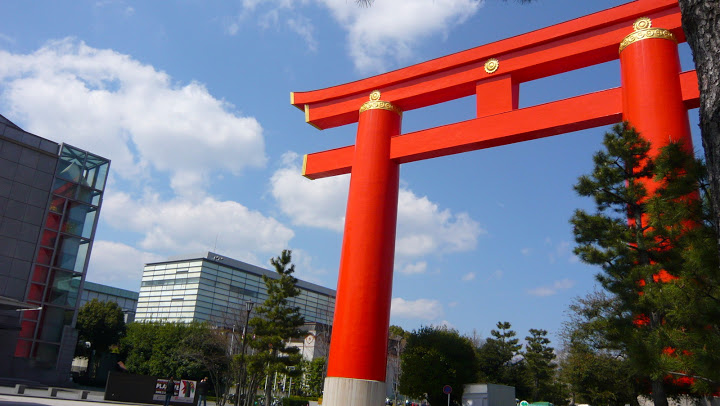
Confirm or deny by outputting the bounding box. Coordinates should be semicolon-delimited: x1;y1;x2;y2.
36;247;53;266
52;178;77;198
77;186;101;205
84;154;109;191
45;270;82;308
58;146;85;178
49;196;66;214
45;213;62;230
63;202;97;238
38;306;74;343
32;265;48;283
54;235;89;273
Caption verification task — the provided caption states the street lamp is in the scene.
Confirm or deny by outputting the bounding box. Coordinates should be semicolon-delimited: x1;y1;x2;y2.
236;300;255;406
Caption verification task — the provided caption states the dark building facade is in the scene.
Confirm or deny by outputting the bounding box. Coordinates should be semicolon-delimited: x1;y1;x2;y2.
0;114;109;384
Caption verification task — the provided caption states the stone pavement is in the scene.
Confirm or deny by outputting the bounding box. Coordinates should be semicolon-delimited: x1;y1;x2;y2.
0;386;216;406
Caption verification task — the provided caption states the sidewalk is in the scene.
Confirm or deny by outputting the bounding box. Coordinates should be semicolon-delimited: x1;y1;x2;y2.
0;385;218;406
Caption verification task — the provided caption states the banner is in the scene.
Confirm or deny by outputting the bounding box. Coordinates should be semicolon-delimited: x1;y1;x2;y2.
154;378;197;403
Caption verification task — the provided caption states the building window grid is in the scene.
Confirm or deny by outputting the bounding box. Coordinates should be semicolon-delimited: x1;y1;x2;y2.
137;259;335;325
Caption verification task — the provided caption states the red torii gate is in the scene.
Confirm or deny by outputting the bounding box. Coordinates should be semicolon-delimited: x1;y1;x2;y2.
291;0;699;404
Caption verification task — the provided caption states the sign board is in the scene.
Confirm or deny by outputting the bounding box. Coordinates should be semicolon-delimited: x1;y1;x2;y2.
153;379;197;404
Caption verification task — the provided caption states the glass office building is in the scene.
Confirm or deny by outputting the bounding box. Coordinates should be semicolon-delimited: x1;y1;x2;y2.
0;114;109;383
136;252;335;327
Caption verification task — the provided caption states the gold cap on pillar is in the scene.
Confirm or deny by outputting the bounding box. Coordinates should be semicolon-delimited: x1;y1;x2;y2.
359;90;402;116
619;17;677;54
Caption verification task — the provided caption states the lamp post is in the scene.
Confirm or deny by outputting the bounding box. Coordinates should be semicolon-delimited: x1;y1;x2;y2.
236;300;255;406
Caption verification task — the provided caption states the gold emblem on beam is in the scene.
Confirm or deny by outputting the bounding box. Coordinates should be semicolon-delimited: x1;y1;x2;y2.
484;58;499;74
359;90;402;116
619;17;676;54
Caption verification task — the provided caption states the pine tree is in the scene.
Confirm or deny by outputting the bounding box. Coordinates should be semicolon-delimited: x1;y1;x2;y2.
248;250;305;406
523;329;557;402
571;122;720;402
477;321;528;396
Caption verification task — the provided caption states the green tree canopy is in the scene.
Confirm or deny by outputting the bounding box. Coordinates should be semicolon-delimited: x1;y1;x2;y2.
119;321;216;380
559;291;639;406
77;298;126;354
399;325;477;406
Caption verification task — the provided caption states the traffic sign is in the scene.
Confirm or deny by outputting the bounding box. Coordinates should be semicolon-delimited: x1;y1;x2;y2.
443;385;452;395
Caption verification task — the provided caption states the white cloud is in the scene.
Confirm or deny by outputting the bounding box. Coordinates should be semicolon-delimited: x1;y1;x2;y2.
527;278;575;297
0;33;15;44
270;153;484;261
102;191;294;263
226;0;482;73
486;269;504;281
395;189;484;258
462;272;476;281
226;0;318;52
391;297;443;320
400;261;428;275
282;248;332;287
318;0;482;73
548;240;573;264
86;241;164;290
0;38;266;195
287;16;318;52
435;320;455;329
270;152;349;231
521;248;531;256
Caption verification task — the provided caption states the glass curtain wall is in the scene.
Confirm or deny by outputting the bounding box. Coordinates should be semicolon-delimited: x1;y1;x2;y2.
15;145;109;364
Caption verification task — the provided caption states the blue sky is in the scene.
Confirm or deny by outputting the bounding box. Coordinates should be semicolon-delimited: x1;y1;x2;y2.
0;0;700;345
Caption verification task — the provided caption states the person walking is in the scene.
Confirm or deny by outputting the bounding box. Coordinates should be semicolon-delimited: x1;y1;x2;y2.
164;377;176;406
197;377;209;406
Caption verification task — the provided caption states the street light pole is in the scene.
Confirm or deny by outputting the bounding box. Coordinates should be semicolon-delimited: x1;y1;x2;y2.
236;301;255;406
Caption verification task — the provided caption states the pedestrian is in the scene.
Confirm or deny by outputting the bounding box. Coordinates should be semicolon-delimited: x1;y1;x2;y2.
164;376;175;406
197;377;209;406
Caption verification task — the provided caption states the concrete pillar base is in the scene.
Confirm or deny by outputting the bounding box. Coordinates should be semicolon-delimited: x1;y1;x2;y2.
322;376;386;406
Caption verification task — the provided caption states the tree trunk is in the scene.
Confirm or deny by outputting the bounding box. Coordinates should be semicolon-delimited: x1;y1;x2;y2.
264;371;272;406
678;0;720;248
650;379;669;406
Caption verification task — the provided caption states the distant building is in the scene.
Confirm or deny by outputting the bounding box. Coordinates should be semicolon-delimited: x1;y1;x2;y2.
79;281;139;323
0;114;110;384
136;252;335;325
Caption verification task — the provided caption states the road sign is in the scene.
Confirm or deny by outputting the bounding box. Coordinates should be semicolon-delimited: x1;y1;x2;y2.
443;385;452;395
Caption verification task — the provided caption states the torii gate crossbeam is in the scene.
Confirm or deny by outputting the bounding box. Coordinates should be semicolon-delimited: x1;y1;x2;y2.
291;0;699;404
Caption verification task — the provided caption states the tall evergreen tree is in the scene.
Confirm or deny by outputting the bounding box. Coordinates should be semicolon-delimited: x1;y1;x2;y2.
571;122;720;403
477;321;527;394
248;250;305;406
523;329;557;402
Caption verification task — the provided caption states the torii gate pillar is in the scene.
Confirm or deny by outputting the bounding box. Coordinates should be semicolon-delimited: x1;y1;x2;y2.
322;91;402;405
619;17;694;161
